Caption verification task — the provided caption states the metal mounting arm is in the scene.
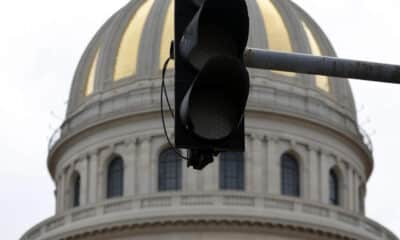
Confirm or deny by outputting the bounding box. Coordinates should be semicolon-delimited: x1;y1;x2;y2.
244;48;400;84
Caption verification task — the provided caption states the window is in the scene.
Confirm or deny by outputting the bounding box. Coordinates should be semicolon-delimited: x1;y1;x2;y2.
72;173;80;207
158;149;182;191
220;152;244;190
107;156;124;198
329;168;339;205
281;153;300;197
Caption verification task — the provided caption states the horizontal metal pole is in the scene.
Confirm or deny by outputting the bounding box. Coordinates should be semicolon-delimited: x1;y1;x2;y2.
244;48;400;84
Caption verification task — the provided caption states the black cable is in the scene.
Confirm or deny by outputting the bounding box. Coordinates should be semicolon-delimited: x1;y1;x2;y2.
162;75;175;119
161;57;189;160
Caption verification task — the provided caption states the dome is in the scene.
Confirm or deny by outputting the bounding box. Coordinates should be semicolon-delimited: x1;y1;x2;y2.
56;0;372;175
23;1;399;240
65;0;358;130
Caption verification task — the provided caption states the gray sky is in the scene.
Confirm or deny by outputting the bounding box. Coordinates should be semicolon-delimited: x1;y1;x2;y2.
0;0;398;239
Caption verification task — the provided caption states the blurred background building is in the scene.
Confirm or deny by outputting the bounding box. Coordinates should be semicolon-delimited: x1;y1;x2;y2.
21;0;398;239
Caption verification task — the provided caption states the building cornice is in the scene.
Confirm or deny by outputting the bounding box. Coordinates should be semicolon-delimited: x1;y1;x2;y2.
47;105;372;180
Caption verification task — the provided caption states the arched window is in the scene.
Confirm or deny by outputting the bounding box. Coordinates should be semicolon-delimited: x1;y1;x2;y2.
329;168;339;205
220;152;244;190
107;156;124;198
158;149;182;191
72;173;80;207
281;153;300;197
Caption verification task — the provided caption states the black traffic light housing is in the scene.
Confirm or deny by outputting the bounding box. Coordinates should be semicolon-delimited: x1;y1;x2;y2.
174;0;250;169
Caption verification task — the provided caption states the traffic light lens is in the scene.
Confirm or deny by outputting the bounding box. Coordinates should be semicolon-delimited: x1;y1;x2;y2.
180;56;249;141
190;89;236;140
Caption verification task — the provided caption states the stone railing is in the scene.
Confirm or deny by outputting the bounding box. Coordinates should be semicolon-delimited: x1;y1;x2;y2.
21;193;397;240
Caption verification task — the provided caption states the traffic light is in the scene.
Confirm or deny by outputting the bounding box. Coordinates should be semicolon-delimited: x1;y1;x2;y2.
174;0;250;169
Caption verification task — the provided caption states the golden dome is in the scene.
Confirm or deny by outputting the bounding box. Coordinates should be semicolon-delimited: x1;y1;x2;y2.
74;0;337;97
64;0;358;149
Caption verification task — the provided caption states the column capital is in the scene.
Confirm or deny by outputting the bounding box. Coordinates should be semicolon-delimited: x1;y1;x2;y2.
126;137;137;147
73;155;84;165
136;135;152;144
86;150;97;158
307;144;321;153
63;165;71;174
266;135;279;143
251;133;266;141
319;148;332;157
97;145;113;157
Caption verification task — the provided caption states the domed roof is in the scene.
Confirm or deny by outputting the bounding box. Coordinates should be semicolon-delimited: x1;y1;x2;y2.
62;0;363;150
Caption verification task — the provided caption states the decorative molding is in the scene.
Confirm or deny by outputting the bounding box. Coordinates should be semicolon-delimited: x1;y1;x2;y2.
264;198;294;211
45;217;65;232
266;135;279;143
136;135;152;144
126;137;137;147
302;204;329;217
22;193;397;240
49;103;370;182
307;144;321;153
224;195;255;207
141;196;171;208
52;126;372;216
71;208;96;222
104;200;132;214
181;195;214;206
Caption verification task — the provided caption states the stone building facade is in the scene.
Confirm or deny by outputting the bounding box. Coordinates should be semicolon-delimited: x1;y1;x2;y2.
21;0;398;239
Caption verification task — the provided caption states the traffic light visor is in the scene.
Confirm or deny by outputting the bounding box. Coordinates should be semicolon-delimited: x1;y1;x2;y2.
179;0;249;70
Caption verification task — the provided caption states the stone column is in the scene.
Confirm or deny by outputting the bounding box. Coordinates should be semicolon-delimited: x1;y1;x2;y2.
298;143;309;200
347;165;354;211
81;157;89;205
97;146;112;200
63;167;72;210
354;172;360;213
359;182;366;214
88;151;98;204
252;134;265;194
186;149;200;192
124;139;136;196
320;151;330;204
186;166;201;192
203;157;218;192
340;160;349;209
267;137;279;195
308;146;320;202
137;136;151;195
245;135;254;192
57;175;64;213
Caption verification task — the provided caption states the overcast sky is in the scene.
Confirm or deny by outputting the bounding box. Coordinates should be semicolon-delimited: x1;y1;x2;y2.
0;0;399;239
